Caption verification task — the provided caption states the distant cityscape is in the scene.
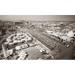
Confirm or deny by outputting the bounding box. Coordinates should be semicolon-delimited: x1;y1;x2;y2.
0;16;75;60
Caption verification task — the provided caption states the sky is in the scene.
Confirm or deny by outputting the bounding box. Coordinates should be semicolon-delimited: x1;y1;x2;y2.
0;15;75;21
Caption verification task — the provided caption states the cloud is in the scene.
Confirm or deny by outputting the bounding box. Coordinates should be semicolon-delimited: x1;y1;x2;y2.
0;15;75;21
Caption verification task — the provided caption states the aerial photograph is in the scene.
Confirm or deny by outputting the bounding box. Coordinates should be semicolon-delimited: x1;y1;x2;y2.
0;15;75;60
